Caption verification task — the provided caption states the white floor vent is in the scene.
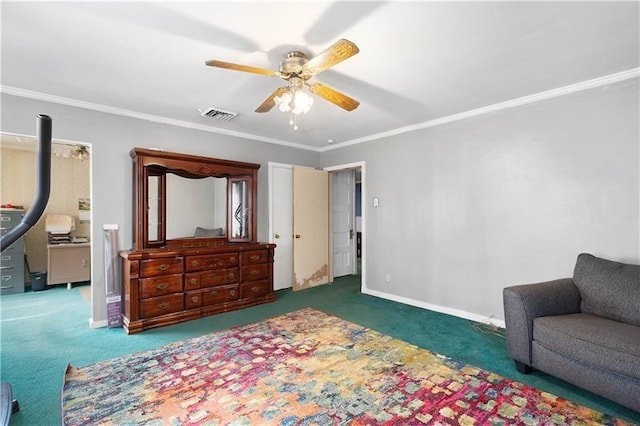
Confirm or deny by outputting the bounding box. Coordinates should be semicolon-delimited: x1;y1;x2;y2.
199;107;238;121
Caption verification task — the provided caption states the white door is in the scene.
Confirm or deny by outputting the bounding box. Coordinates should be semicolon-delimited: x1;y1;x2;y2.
292;167;329;290
332;169;356;277
270;164;293;290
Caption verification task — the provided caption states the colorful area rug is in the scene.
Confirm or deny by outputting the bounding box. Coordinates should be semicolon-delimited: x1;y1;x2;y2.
62;308;630;425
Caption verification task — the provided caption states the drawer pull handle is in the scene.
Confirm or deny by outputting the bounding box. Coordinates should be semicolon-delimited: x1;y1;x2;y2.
250;270;260;275
228;272;235;279
251;286;260;293
209;272;217;278
230;290;236;296
191;296;200;303
190;278;197;285
250;255;261;261
158;302;170;310
191;261;199;267
158;264;170;271
156;282;169;290
210;290;218;297
0;266;13;270
230;258;237;263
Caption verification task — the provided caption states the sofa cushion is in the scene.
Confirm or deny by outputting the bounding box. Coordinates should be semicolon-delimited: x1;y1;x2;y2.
573;253;640;326
533;313;640;380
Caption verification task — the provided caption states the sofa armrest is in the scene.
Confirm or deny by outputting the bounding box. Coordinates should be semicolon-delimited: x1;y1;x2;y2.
503;278;580;366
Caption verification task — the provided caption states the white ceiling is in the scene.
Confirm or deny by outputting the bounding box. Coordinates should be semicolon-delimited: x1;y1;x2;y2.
1;2;638;151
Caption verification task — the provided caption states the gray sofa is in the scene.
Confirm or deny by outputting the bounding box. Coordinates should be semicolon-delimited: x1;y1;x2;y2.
503;253;640;412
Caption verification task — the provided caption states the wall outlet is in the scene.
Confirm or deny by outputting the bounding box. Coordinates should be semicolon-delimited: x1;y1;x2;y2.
384;273;391;283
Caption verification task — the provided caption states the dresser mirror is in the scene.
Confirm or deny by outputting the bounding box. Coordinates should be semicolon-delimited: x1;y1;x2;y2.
131;148;259;250
165;174;227;240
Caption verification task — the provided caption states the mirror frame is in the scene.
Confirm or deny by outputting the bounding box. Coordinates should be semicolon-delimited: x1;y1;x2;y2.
131;148;260;250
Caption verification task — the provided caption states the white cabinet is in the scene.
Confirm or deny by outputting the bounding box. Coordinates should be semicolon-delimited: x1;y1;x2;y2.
47;243;90;287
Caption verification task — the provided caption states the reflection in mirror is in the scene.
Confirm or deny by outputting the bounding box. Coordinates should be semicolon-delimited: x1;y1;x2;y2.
231;179;249;240
147;175;161;241
165;174;227;239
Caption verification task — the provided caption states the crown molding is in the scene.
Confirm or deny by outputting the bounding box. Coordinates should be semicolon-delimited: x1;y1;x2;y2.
319;67;640;152
0;85;321;152
3;67;638;154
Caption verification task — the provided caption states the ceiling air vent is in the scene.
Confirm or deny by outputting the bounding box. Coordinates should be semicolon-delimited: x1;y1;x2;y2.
199;107;237;121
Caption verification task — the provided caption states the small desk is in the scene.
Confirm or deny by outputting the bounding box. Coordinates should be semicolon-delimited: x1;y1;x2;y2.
47;243;91;289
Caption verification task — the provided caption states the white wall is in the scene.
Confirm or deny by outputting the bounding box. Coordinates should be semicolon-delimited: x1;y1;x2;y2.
321;79;639;322
1;93;319;326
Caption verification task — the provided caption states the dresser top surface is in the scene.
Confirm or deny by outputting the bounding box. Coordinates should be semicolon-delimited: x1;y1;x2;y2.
120;242;276;260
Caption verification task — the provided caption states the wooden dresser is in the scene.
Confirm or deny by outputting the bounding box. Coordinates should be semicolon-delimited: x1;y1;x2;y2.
120;243;275;334
121;148;276;334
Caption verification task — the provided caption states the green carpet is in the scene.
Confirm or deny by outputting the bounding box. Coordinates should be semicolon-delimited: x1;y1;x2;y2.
2;276;639;425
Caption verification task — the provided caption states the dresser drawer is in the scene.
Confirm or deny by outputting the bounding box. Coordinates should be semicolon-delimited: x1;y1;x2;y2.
140;257;183;277
186;253;238;272
241;250;269;265
202;284;239;306
184;273;200;290
139;274;182;298
241;263;269;281
200;268;239;287
185;291;203;309
240;280;271;299
139;293;184;319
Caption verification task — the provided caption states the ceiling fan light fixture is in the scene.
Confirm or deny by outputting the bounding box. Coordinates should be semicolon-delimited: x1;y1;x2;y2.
71;145;90;161
292;89;313;115
275;91;293;112
273;85;314;130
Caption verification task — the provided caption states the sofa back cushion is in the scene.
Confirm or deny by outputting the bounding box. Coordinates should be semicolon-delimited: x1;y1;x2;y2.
573;253;640;326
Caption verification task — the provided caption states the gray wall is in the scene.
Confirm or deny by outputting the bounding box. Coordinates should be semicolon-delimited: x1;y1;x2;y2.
3;78;638;326
1;93;319;325
321;80;639;322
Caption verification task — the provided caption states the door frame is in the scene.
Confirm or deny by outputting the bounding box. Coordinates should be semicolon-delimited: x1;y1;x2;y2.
268;161;366;292
331;169;357;278
0;131;96;321
324;161;366;293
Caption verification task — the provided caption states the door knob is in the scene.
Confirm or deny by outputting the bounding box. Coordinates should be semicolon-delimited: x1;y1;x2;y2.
274;234;280;239
295;234;301;239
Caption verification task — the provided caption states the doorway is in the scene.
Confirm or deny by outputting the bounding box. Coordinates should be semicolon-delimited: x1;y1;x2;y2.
0;133;92;296
268;161;365;292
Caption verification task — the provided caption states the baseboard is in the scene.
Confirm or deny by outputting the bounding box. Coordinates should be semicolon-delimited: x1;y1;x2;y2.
361;287;506;328
89;318;108;329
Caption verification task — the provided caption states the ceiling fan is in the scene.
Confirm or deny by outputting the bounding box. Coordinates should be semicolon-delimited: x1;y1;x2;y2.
206;39;360;115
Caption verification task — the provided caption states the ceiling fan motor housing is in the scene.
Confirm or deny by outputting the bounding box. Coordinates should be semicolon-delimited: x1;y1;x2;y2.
280;51;310;79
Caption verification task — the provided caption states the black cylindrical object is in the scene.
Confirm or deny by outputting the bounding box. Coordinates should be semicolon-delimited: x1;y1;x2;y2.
1;114;52;252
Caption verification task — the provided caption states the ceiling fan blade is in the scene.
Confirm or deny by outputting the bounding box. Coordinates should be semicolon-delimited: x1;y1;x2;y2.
307;83;360;112
206;60;279;77
255;87;289;113
303;39;359;75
